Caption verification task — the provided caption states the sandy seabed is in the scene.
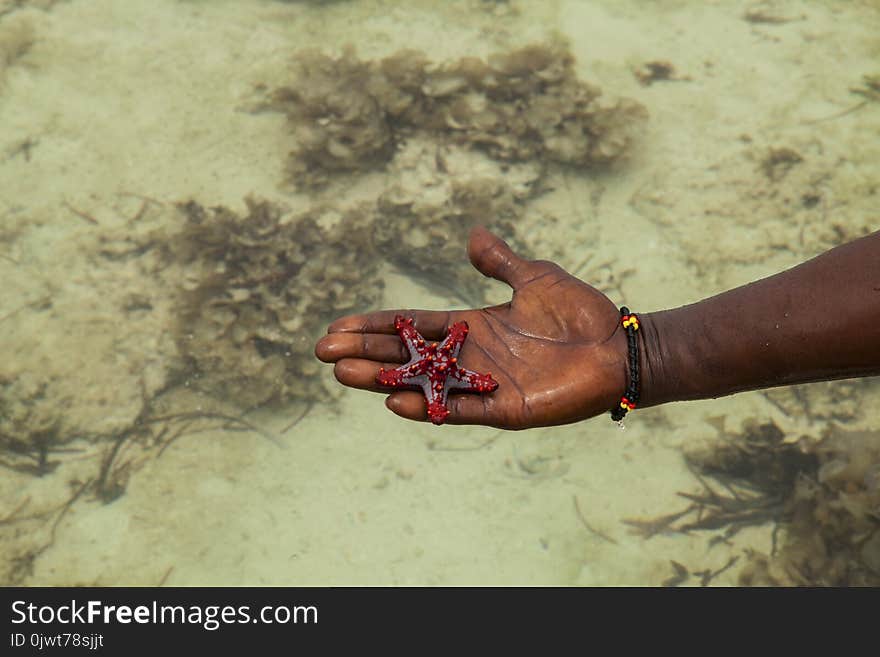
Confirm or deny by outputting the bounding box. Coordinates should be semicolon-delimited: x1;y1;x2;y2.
0;0;878;585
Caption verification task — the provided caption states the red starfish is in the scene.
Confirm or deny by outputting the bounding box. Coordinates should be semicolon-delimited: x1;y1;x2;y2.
376;315;499;425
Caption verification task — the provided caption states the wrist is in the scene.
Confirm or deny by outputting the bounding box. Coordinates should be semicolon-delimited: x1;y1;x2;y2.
633;310;675;408
636;305;730;407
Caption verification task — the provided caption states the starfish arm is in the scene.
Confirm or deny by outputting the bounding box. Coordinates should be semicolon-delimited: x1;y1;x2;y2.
376;366;408;387
394;315;428;361
377;359;430;387
425;378;451;425
426;400;451;424
441;321;469;359
449;367;499;393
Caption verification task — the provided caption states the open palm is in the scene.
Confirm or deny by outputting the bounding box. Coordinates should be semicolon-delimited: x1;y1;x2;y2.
315;226;628;429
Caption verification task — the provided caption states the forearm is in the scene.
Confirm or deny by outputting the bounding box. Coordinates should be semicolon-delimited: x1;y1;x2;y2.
639;230;880;406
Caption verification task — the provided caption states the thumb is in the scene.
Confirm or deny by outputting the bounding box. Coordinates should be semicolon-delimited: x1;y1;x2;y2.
467;225;536;290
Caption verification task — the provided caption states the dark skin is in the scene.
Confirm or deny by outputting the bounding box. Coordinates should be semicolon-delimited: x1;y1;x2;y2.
315;226;880;430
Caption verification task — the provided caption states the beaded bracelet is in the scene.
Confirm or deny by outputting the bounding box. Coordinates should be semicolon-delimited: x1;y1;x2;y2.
610;306;640;424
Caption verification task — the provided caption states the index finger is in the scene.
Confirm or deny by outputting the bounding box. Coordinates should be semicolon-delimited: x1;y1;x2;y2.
327;309;455;339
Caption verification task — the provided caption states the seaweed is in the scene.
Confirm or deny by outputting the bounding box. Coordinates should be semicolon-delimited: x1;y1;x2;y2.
0;380;279;584
271;42;647;188
632;60;690;86
760;147;803;182
806;72;880;124
626;417;880;586
625;419;811;542
163;198;382;407
0;478;90;585
747;425;880;586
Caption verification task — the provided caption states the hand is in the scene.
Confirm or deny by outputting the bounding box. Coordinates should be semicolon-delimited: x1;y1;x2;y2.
315;226;628;429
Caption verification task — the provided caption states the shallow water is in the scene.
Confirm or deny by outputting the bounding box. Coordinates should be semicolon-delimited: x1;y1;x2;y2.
0;0;878;585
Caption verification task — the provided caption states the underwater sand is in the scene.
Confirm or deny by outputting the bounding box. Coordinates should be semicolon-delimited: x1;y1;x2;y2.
1;0;878;585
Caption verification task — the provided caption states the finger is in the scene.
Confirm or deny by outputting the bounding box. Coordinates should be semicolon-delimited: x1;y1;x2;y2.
333;358;405;392
468;225;542;291
382;390;431;422
315;332;408;363
385;390;502;427
327;309;453;338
